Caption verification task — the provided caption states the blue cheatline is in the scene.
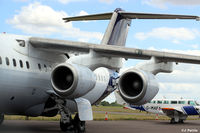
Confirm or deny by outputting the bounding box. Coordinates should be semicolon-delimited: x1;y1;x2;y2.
183;106;199;115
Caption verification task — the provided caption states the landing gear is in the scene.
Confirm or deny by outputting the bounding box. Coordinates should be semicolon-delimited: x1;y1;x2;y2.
170;118;184;124
0;113;4;125
55;98;86;132
73;114;86;133
59;113;86;133
60;116;74;132
178;119;184;124
170;118;175;124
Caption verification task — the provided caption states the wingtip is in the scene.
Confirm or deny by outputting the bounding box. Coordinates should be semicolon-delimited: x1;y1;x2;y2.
62;18;70;23
65;20;70;23
196;17;200;21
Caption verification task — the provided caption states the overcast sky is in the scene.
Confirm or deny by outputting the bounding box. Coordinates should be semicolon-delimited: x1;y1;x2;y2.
1;0;200;102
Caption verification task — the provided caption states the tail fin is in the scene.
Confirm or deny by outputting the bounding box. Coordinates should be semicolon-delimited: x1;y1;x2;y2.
64;8;132;46
63;9;199;46
100;8;131;46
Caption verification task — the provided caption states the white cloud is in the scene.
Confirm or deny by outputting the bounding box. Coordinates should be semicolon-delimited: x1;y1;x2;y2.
158;48;200;56
143;0;200;9
99;0;114;4
191;44;199;49
134;27;200;44
57;0;86;4
76;10;89;16
99;0;128;4
155;82;200;100
7;2;103;42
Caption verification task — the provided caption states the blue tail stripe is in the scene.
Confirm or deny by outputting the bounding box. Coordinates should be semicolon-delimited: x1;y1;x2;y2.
183;106;198;115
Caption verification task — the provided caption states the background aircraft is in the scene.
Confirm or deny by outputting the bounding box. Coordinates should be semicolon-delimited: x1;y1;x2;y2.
0;8;200;132
116;94;200;123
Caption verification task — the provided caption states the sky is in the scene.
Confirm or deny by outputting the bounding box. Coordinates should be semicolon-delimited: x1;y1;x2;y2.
1;0;200;103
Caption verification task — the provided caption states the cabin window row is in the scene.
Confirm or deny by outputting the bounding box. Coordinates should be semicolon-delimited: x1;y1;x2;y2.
0;56;30;69
38;63;51;72
150;100;196;105
0;56;52;72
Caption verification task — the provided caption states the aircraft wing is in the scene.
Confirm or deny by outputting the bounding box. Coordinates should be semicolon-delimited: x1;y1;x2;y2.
29;37;200;64
162;107;185;116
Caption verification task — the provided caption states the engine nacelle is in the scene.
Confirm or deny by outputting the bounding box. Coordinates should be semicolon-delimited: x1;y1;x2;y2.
51;63;96;99
118;68;159;105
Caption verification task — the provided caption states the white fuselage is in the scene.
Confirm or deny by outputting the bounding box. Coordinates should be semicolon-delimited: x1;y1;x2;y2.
0;33;113;116
129;99;200;117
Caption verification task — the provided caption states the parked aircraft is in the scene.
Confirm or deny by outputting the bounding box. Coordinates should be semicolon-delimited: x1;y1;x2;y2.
0;8;200;132
117;96;200;123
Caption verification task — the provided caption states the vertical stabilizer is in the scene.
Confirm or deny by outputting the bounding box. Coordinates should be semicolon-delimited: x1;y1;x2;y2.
101;8;131;46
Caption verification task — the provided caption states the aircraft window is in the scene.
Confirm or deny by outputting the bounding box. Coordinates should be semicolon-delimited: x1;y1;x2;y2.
26;61;30;69
178;101;185;104
0;56;2;64
188;101;196;105
171;101;177;104
157;100;162;104
13;59;16;67
19;60;23;68
16;39;25;47
44;64;47;72
38;64;41;71
49;65;52;70
163;101;169;104
5;57;9;66
153;101;156;104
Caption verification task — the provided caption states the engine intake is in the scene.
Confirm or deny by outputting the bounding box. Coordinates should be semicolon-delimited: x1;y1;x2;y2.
118;68;158;105
51;63;96;98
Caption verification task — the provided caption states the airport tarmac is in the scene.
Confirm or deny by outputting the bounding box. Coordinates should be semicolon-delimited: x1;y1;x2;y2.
0;120;199;133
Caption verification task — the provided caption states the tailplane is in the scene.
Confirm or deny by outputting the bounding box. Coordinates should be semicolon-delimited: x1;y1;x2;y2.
63;9;199;46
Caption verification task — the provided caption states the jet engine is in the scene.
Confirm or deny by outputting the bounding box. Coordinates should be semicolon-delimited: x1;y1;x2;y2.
118;68;159;105
51;63;96;99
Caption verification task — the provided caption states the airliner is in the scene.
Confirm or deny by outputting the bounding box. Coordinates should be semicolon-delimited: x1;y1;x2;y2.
121;98;200;123
0;8;200;132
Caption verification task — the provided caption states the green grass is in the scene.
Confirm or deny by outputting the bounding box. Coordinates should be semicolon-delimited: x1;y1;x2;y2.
4;106;200;121
92;106;145;113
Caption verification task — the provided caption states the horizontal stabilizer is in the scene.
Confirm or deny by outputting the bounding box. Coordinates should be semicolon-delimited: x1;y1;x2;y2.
63;12;113;22
63;10;200;22
121;12;200;20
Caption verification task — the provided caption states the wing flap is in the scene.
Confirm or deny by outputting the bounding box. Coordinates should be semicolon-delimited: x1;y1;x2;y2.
29;37;200;64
